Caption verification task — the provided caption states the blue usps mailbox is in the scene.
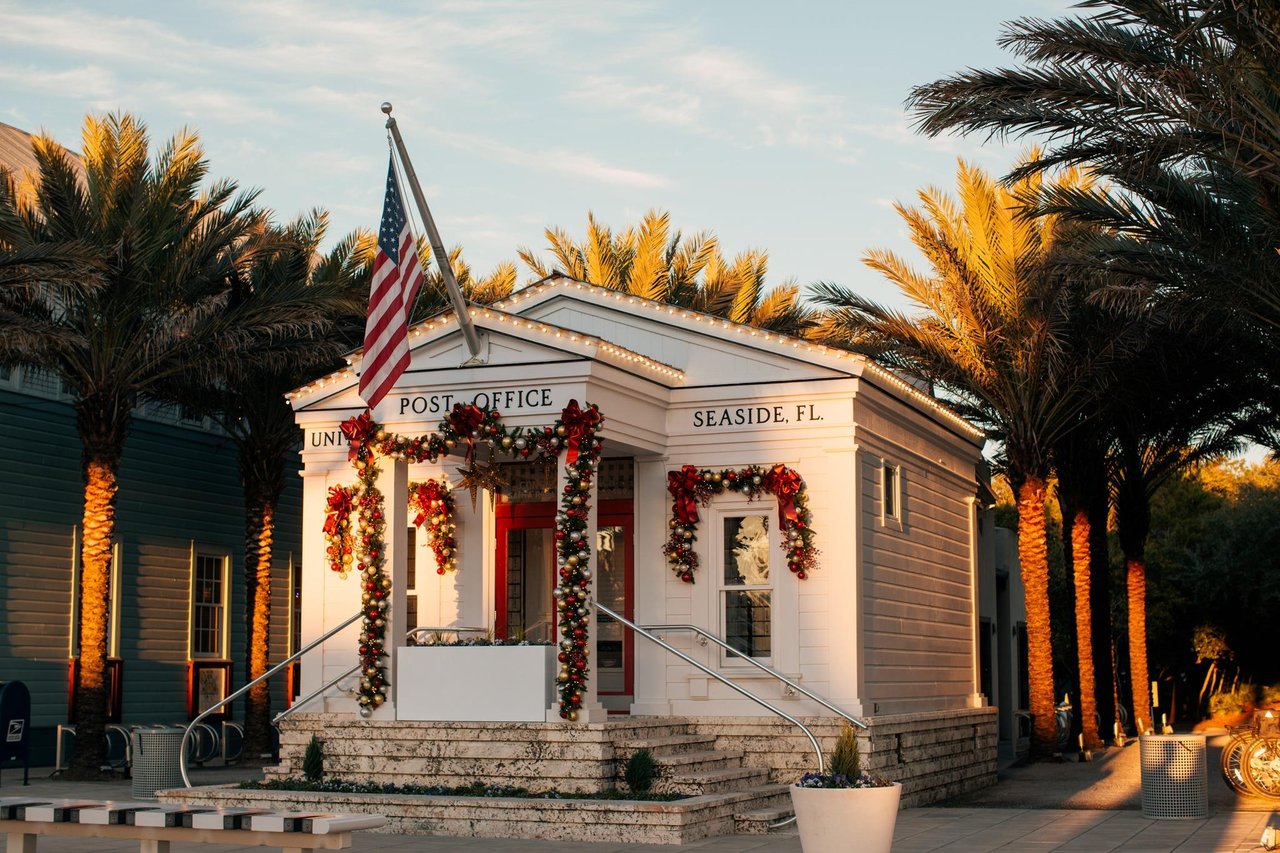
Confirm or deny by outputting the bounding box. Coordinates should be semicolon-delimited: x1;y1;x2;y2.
0;681;31;785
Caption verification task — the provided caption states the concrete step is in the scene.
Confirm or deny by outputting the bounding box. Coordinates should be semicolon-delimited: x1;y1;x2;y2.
653;749;746;775
656;764;773;795
733;785;796;834
613;734;719;758
616;732;727;758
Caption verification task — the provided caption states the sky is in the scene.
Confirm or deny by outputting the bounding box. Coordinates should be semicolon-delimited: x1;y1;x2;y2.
1;0;1075;310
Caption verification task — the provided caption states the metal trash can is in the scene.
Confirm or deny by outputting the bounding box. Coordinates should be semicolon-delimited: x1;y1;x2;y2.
131;727;185;798
1139;734;1208;819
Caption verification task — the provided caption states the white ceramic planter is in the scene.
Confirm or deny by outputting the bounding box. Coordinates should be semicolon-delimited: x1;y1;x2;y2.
790;782;902;853
396;645;557;721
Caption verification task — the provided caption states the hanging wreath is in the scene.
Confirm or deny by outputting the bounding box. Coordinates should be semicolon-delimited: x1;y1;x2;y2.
409;479;458;574
332;400;604;719
663;463;818;583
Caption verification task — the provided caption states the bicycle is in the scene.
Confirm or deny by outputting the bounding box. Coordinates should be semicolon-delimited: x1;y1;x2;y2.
1219;710;1280;800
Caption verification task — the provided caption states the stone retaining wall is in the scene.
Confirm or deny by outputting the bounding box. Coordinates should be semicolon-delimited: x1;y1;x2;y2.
688;707;998;807
271;709;997;806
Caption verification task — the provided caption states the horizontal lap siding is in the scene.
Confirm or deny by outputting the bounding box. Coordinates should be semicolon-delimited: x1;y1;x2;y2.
861;436;974;713
0;389;302;730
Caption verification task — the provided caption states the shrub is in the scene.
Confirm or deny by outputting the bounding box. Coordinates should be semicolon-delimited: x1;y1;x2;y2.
1260;684;1280;708
302;735;325;782
1209;684;1258;718
623;748;657;793
828;722;862;779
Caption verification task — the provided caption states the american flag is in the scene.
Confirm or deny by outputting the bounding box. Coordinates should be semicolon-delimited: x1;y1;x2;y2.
359;156;424;411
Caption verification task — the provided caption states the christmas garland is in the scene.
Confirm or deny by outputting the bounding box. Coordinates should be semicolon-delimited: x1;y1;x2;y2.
409;479;457;574
331;400;604;718
663;464;818;583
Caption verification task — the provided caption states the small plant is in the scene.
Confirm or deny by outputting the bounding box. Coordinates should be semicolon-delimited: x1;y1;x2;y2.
302;735;325;782
624;748;657;793
796;722;889;789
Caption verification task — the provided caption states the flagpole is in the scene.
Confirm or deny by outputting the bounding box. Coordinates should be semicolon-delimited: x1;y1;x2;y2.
381;102;483;361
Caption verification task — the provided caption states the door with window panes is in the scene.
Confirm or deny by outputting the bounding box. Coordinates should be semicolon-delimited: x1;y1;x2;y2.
495;459;634;712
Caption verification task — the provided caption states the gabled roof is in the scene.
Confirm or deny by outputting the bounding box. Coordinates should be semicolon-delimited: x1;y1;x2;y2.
286;301;684;407
288;274;984;442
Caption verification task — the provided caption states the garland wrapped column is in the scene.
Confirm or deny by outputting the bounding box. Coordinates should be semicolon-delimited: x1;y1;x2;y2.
325;400;604;718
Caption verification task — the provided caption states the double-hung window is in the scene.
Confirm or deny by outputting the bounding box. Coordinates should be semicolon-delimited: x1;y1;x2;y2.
190;551;229;659
720;513;773;662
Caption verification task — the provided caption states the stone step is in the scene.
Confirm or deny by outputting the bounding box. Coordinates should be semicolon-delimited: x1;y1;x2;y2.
653;749;746;775
614;734;720;758
656;765;773;795
733;785;796;834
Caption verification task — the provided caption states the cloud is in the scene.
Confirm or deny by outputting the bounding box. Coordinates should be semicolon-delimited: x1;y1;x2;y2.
427;129;669;188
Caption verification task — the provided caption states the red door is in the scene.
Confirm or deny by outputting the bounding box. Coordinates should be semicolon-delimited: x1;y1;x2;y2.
496;499;634;711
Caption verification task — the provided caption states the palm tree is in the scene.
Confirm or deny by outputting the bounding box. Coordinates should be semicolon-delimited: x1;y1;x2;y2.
408;242;517;323
908;0;1280;376
519;209;815;335
167;213;371;760
812;158;1113;757
0;113;323;776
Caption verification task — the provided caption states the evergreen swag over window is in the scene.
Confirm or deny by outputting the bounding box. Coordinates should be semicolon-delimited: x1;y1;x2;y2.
327;400;604;719
664;464;818;583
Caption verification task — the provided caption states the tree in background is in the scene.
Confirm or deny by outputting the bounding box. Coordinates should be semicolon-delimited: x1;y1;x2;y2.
165;212;370;760
811;157;1114;757
0;114;328;776
519;209;815;335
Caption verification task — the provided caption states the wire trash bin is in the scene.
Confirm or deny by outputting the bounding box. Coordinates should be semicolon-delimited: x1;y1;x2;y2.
130;727;186;798
1139;734;1208;819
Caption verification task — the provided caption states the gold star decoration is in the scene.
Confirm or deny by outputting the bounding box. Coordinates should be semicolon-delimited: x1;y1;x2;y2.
455;458;508;510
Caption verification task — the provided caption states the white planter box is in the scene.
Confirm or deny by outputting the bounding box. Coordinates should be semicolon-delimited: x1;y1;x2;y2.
396;645;557;722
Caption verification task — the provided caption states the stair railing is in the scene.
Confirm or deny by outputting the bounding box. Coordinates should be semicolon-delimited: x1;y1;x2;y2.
179;610;362;788
273;625;492;727
637;622;866;730
594;601;826;774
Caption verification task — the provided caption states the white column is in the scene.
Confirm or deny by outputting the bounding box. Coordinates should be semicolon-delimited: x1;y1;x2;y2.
965;496;987;708
298;467;332;708
550;452;606;723
375;457;408;719
630;456;672;716
823;445;865;718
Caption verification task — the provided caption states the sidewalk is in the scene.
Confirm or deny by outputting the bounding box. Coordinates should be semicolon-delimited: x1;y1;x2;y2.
2;735;1277;852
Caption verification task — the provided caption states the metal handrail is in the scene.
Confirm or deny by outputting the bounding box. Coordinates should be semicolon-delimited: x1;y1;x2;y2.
276;625;491;724
180;610;363;787
274;663;359;725
640;622;866;730
405;625;489;643
594;601;825;774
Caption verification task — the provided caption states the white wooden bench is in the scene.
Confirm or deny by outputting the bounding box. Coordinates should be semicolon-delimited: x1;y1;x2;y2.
1;797;385;853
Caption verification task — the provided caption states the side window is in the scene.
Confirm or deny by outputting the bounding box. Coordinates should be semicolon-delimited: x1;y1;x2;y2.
720;513;773;662
189;551;230;659
882;461;902;524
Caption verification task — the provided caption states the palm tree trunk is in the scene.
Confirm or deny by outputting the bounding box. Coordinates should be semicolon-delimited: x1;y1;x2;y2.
1087;476;1116;742
242;494;274;760
1070;508;1103;750
67;395;129;779
1016;475;1058;758
1127;552;1152;735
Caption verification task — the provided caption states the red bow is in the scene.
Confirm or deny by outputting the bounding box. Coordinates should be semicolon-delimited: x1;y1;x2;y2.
763;464;801;528
668;464;702;525
340;411;376;461
560;399;602;464
447;404;485;438
324;486;353;534
411;481;445;526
